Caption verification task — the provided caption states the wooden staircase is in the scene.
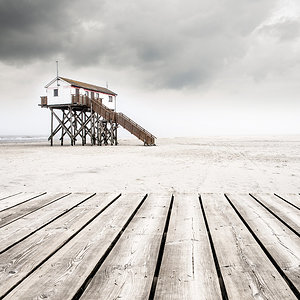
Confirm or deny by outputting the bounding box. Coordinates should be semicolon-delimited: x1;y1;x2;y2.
89;98;156;145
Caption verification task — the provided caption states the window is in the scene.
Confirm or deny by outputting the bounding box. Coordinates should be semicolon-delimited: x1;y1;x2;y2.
54;89;58;97
109;95;113;102
96;93;99;99
85;91;89;97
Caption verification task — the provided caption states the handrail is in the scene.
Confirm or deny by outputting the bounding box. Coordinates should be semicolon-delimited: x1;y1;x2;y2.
90;97;116;122
117;113;156;139
71;94;155;145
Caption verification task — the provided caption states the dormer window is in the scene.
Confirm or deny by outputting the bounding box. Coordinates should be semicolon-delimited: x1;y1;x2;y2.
54;89;58;97
109;95;113;102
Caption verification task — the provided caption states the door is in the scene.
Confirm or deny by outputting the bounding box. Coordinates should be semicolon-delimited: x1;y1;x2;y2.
75;88;80;103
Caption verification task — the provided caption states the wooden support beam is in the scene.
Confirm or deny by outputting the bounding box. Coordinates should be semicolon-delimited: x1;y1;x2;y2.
52;110;73;140
83;111;86;145
73;114;92;140
81;112;85;146
92;112;95;146
69;107;74;146
61;110;65;146
97;114;100;145
50;109;53;146
73;111;77;146
50;110;71;141
46;104;118;147
115;123;118;145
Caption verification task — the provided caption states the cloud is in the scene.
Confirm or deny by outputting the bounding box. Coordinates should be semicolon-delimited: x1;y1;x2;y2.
0;0;76;63
64;0;276;89
1;0;297;90
258;19;300;41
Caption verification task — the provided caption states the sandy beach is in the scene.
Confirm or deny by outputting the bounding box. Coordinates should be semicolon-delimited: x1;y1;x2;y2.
1;136;299;194
1;138;300;299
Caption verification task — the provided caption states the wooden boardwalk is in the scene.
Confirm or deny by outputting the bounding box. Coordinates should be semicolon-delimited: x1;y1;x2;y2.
0;192;299;299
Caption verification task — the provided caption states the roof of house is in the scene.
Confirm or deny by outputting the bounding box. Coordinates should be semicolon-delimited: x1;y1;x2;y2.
45;76;117;96
60;77;117;96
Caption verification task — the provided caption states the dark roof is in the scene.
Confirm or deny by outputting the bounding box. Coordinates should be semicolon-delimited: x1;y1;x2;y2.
60;77;117;96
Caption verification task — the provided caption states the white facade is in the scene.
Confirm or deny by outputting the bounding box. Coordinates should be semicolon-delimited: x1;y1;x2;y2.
46;78;117;110
46;78;72;105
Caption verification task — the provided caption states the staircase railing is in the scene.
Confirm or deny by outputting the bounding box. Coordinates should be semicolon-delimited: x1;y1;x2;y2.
90;98;116;122
71;94;156;145
116;113;156;145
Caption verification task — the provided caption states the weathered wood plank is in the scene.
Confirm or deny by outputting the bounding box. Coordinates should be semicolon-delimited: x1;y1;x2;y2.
0;192;46;212
227;193;300;293
0;193;119;298
0;193;94;254
0;193;69;228
201;193;297;299
155;193;221;300
0;192;22;201
274;193;300;209
251;193;300;234
4;193;147;300
80;193;171;300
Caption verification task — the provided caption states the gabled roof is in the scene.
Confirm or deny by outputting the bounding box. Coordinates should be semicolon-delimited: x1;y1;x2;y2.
45;76;117;96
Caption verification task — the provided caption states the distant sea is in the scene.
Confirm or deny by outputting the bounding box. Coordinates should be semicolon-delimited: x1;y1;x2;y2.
0;135;47;144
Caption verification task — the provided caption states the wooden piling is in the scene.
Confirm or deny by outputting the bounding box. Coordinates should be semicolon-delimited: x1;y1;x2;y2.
50;109;53;146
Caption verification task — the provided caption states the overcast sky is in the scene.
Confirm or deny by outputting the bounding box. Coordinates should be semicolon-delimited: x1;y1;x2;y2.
0;0;299;137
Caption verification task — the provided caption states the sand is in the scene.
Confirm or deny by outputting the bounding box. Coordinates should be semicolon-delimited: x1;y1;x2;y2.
0;136;299;194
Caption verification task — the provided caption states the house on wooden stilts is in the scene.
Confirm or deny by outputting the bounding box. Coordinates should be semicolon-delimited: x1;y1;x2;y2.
40;77;156;146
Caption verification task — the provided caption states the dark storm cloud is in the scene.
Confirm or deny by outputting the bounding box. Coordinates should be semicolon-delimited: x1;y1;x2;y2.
0;0;74;62
0;0;284;88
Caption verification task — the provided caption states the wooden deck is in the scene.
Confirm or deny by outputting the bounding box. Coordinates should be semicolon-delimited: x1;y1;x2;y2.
0;192;299;299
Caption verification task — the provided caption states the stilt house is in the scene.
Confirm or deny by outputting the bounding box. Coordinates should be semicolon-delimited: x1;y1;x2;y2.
40;77;156;146
44;77;117;110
